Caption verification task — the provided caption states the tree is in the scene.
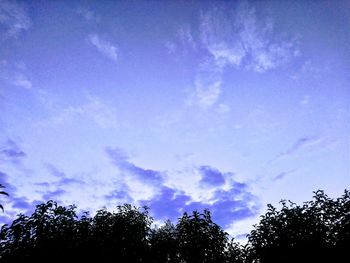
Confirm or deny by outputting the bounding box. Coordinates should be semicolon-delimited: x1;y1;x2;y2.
246;190;350;263
0;184;9;212
150;220;179;263
0;201;153;263
89;204;152;262
225;239;246;263
0;189;348;263
176;210;229;263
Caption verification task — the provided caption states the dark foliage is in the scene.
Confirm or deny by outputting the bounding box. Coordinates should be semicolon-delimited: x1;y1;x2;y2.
246;190;350;263
0;190;349;263
0;184;9;212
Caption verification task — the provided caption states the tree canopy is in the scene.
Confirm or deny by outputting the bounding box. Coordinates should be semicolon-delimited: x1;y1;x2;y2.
0;190;348;263
246;190;350;263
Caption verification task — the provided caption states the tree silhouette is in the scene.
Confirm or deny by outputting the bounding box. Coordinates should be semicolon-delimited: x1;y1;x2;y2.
246;190;350;263
0;201;153;262
0;189;349;262
150;220;179;263
175;210;228;263
0;184;9;212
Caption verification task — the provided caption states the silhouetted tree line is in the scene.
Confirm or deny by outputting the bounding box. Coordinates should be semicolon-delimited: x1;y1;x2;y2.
0;190;349;263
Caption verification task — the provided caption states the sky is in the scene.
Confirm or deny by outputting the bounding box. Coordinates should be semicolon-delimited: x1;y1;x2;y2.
0;0;349;241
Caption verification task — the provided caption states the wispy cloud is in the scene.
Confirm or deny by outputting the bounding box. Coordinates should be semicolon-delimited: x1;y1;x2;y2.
105;147;165;202
88;33;118;61
188;60;223;108
44;163;84;186
291;60;324;80
0;170;16;194
199;166;226;187
183;3;299;109
177;25;196;50
11;196;32;210
280;137;322;156
0;61;32;91
270;136;325;163
12;73;32;89
200;9;245;68
164;25;196;55
141;179;259;228
200;4;299;72
140;186;191;221
40;95;120;129
104;146;259;226
0;139;26;163
42;189;66;201
273;169;297;181
77;7;100;23
194;78;222;108
105;147;164;185
164;41;177;54
104;188;132;204
0;170;42;221
0;0;31;38
216;103;230;114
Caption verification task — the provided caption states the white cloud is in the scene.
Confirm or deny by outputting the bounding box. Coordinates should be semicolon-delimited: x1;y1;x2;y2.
291;60;323;80
200;5;299;73
185;3;299;110
208;43;246;68
40;95;119;129
200;11;245;68
83;95;120;129
165;168;217;204
269;136;333;164
88;33;118;61
0;0;31;38
164;41;177;54
187;60;224;109
195;78;222;108
12;73;32;89
216;103;230;114
77;7;100;22
177;25;196;50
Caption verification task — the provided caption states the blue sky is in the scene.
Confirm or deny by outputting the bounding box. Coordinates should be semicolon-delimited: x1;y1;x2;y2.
0;0;349;241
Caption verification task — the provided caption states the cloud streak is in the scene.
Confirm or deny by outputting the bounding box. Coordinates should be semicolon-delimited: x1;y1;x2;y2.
188;60;223;109
185;2;299;109
194;77;222;108
200;4;299;72
88;33;118;61
0;0;31;38
0;170;16;194
0;139;26;163
77;7;100;22
12;73;32;89
271;136;323;163
199;166;226;187
273;169;298;181
141;179;259;228
105;147;260;228
105;147;164;185
39;95;120;129
42;189;66;201
45;163;84;186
